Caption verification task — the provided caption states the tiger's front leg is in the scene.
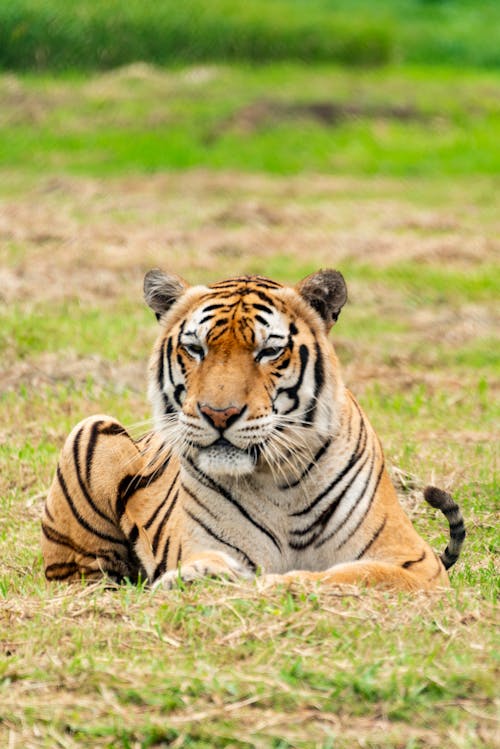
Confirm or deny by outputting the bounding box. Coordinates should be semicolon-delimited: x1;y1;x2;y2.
153;550;252;589
259;557;449;592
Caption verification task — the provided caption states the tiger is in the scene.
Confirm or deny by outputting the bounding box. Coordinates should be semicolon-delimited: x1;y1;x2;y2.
41;268;466;590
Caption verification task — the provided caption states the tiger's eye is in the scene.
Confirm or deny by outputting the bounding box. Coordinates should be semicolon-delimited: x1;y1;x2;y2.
257;346;285;362
182;343;204;359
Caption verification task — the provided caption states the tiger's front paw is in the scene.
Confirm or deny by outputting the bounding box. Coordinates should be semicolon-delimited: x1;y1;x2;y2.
256;570;323;591
153;551;251;589
256;572;296;591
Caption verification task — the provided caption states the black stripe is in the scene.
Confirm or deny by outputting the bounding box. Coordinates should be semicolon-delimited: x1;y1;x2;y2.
255;314;269;326
253;290;277;307
143;471;179;530
45;562;87;580
318;450;375;547
100;422;127;437
186;459;281;551
208;326;230;344
73;426;117;526
176;351;187;376
355;514;388;559
212;317;229;328
57;466;125;544
276;354;291;371
202;292;242;302
42;521;78;550
152;489;179;555
237;316;256;345
281;437;332;490
441;547;460;570
210;276;281;289
144;443;171;473
85;419;103;485
86;420;130;488
252;303;273;314
202;303;227;312
182;482;218;520
303;341;325;426
318;457;385;551
291;411;366;517
185;509;256;572
166;336;175;386
252;280;282;289
153;536;170;581
173;384;185;406
42;521;127;557
44;505;54;523
116;458;171;519
157;337;167;398
42;526;128;583
275;344;309;414
402;549;426;568
209;279;245;288
289;450;371;550
345;398;354;443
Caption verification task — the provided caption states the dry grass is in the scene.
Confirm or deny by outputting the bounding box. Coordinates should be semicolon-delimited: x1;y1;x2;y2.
0;169;498;747
1;171;498;308
1;578;498;747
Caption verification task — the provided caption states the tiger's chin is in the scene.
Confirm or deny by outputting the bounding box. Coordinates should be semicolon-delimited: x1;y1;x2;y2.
196;440;256;478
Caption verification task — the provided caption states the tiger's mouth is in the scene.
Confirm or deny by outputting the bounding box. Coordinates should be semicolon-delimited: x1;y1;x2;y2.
196;437;258;477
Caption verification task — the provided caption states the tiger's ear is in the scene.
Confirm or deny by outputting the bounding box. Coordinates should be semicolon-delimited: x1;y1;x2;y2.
144;269;189;321
296;269;347;330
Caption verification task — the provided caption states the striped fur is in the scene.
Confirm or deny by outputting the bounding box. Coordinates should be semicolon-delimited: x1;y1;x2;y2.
42;269;465;590
423;487;466;569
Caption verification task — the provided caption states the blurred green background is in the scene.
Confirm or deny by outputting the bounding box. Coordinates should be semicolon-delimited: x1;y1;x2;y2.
1;0;499;178
2;0;500;70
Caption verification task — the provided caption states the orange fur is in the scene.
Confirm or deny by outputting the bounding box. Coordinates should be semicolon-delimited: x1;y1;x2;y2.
42;271;464;590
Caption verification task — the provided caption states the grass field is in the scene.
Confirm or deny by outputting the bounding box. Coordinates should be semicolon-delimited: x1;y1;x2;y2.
1;65;500;177
0;62;499;747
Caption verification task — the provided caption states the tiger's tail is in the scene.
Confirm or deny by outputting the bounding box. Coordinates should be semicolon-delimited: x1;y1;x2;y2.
424;486;466;570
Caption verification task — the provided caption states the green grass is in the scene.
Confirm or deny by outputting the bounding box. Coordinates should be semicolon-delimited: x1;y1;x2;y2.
0;301;154;361
1;0;500;71
1;192;498;744
255;257;500;304
1;65;500;177
0;62;499;748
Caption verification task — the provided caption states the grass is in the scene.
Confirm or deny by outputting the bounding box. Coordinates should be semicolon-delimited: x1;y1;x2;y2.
1;583;498;746
1;65;500;177
1;0;500;71
1;168;498;747
0;64;499;747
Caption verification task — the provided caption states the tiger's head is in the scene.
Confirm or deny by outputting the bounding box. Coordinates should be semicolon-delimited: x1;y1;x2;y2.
144;270;347;480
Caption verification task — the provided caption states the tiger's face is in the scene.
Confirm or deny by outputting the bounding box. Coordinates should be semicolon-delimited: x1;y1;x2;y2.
145;271;347;479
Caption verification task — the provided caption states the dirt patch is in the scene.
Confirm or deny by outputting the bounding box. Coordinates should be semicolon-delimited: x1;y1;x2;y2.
210;98;430;140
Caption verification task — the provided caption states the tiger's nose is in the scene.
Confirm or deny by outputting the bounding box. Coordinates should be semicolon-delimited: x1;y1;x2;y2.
198;403;245;430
